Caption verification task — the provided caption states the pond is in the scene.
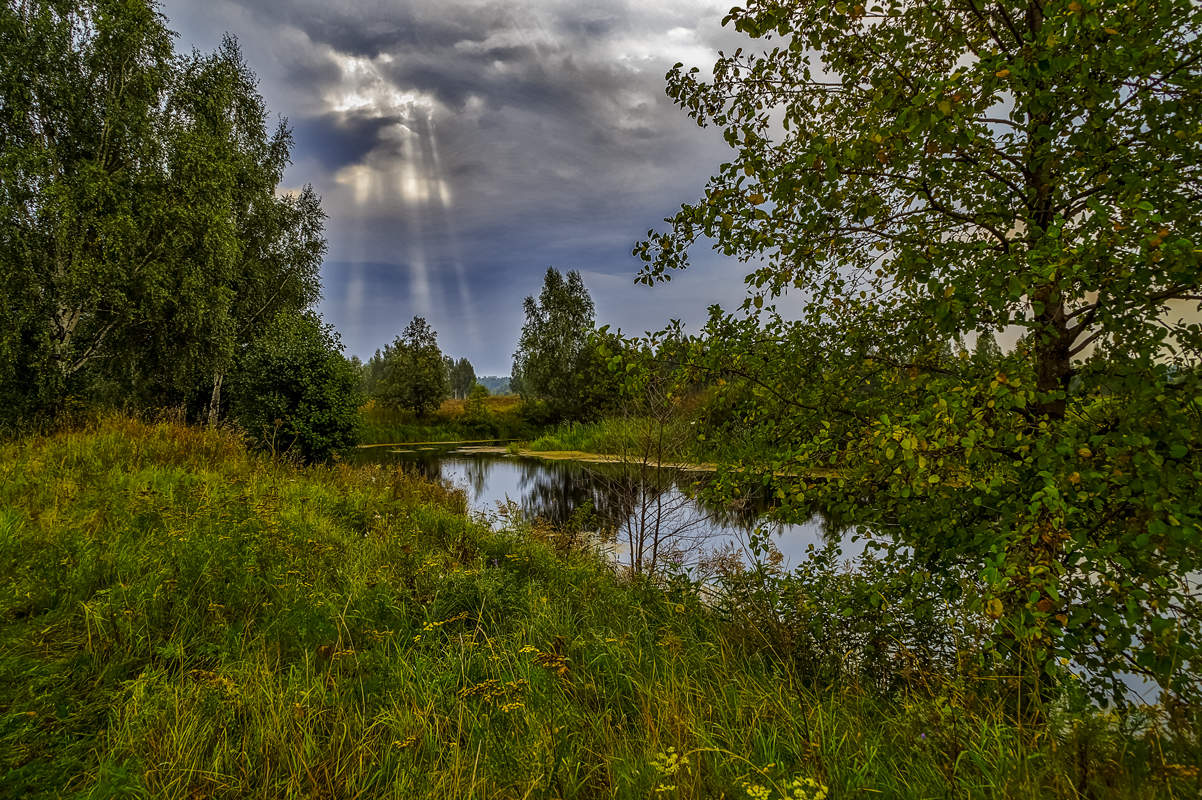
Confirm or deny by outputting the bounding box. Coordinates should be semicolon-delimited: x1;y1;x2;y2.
348;442;864;572
348;442;1166;701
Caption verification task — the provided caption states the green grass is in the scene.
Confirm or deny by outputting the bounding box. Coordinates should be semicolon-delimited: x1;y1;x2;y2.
528;417;702;461
358;396;533;444
0;417;1196;798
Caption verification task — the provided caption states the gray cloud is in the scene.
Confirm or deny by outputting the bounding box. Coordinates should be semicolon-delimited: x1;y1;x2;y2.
159;0;748;374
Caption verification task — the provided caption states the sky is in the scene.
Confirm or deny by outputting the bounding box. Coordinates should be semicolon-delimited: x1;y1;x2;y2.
158;0;753;375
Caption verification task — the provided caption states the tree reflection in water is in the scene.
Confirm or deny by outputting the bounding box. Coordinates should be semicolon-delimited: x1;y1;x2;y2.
351;446;845;573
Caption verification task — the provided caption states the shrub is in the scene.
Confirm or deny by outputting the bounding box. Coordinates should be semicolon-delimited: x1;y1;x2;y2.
229;311;361;461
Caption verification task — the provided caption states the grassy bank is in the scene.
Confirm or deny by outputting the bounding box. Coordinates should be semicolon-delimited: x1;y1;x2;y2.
358;395;532;444
528;417;704;462
0;418;1195;798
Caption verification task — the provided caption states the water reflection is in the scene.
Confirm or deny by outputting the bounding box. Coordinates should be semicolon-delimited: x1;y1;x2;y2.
350;445;859;570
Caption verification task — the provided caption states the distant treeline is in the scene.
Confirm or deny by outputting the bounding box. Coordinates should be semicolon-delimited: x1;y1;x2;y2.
476;375;511;395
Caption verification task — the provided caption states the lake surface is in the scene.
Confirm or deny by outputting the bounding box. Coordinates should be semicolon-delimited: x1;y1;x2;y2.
349;442;863;571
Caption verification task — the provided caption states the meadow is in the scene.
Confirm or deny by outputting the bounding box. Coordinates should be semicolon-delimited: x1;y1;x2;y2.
0;417;1196;798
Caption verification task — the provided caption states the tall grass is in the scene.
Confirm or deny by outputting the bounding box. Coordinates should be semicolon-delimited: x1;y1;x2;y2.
0;417;1195;798
358;396;532;444
529;417;701;461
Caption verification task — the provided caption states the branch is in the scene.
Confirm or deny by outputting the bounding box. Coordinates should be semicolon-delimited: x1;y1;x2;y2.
66;319;116;376
917;180;1013;250
1068;328;1106;358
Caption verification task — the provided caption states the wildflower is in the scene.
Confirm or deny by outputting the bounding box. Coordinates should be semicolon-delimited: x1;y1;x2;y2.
651;747;689;777
421;611;471;632
533;651;570;676
784;777;828;800
742;783;771;800
651;747;690;794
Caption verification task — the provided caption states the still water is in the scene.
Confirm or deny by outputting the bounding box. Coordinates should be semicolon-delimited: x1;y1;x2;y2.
349;443;1165;700
349;442;863;570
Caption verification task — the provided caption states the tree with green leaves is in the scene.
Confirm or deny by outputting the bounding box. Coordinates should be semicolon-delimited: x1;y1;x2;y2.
638;0;1202;707
449;357;477;400
360;348;387;397
0;3;324;426
463;382;490;425
228;311;360;462
159;37;326;424
511;268;603;420
0;0;176;418
375;316;450;417
971;331;1003;369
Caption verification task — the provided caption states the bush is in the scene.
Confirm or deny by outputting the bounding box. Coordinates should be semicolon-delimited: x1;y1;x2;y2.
713;537;987;694
228;311;361;461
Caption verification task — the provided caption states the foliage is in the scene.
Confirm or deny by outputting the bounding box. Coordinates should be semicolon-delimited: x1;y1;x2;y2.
374;316;451;417
227;311;361;462
0;417;1196;798
0;2;323;425
0;0;173;419
360;348;387;396
463;382;491;424
357;393;533;444
528;327;712;462
529;417;695;461
131;37;325;421
449;357;477;400
511;268;616;420
713;536;987;695
637;0;1202;707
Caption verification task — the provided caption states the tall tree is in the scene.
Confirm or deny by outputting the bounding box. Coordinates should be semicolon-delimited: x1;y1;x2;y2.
151;37;324;422
638;0;1202;705
449;357;476;399
0;0;175;417
511;268;598;419
0;3;324;424
375;316;450;417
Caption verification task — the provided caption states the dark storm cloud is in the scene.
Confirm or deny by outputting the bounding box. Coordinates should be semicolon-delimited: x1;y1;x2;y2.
159;0;750;373
289;113;399;171
238;0;486;56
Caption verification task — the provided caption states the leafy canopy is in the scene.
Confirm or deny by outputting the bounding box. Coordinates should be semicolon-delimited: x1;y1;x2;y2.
0;1;325;424
375;316;451;417
449;357;477;400
512;268;602;419
230;311;361;462
639;0;1202;704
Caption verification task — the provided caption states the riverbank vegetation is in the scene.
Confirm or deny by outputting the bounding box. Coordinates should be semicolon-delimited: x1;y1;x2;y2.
357;394;532;445
626;0;1202;716
2;0;1201;795
2;418;1197;798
